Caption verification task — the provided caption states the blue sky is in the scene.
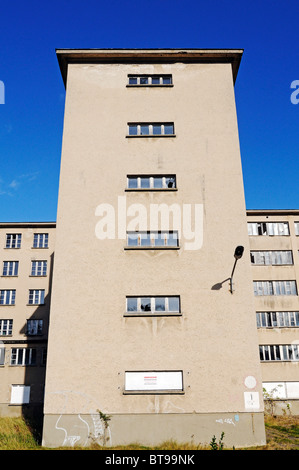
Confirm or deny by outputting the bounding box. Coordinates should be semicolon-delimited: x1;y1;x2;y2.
0;0;298;221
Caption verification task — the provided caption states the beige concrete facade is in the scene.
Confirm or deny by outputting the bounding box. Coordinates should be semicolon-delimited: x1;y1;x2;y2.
41;49;266;448
0;222;55;418
247;210;299;415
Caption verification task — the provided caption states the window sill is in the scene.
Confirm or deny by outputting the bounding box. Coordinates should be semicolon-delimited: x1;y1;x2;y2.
126;134;176;138
26;303;45;306
31;247;49;249
124;246;180;250
124;312;182;317
125;188;178;192
123;390;184;395
29;275;47;278
1;275;18;278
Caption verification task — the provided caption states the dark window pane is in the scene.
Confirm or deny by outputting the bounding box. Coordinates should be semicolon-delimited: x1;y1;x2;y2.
153;177;163;188
129;77;137;84
140;77;148;85
152;77;160;84
140;125;149;135
140;177;150;188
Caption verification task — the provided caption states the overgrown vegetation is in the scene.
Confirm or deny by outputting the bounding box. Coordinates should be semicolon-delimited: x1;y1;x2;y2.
0;415;299;450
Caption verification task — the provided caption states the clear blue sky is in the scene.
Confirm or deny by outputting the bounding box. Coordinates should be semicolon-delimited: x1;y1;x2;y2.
0;0;298;221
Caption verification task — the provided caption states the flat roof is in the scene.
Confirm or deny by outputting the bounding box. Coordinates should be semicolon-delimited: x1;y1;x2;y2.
56;48;244;87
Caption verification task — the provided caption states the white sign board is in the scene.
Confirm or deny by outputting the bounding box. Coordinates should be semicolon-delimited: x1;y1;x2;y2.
125;371;183;391
10;385;30;404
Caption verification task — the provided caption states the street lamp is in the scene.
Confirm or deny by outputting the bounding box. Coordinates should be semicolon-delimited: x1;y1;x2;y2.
230;246;244;293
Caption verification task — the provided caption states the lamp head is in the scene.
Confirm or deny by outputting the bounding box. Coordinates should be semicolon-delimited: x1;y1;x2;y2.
234;246;244;260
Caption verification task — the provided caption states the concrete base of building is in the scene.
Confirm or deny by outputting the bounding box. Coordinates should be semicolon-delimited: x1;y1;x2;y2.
42;412;266;449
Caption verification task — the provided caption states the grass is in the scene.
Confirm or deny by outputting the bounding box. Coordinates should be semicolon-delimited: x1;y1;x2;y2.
0;414;299;450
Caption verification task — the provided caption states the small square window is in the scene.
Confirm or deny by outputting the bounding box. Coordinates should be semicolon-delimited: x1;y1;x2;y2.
129;77;137;85
140;77;148;85
129;124;138;136
164;124;174;135
152;125;162;135
162;76;172;85
152;77;160;85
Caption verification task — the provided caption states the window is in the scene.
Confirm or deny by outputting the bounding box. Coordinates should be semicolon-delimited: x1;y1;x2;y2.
124;371;183;393
128;123;175;137
0;319;13;336
128;75;172;86
10;348;36;366
253;281;297;296
263;382;299;399
2;261;19;276
256;311;299;328
10;385;30;404
250;251;293;265
33;233;48;248
31;260;47;276
127;175;176;190
295;222;299;236
259;345;299;362
28;289;45;305
247;222;289;236
127;231;179;248
0;290;16;305
5;233;21;248
26;319;43;336
0;348;5;365
126;296;180;316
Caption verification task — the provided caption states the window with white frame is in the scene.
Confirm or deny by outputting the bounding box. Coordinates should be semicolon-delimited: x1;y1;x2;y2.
28;289;45;305
2;261;19;276
0;289;16;305
253;281;297;296
128;122;175;136
5;233;21;248
256;311;299;328
247;222;289;236
0;319;13;336
127;175;176;190
128;75;172;86
295;222;299;235
126;296;180;315
10;385;30;404
259;344;299;362
127;231;179;248
263;382;299;399
33;233;48;248
10;348;36;366
31;260;47;276
26;319;43;336
0;347;5;365
250;251;293;265
124;371;183;392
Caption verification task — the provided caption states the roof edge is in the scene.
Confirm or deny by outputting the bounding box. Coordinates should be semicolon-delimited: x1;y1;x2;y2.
56;48;244;87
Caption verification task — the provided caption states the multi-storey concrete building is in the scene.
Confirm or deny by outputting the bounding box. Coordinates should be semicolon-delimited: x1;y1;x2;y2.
0;222;55;418
247;210;299;414
40;48;266;448
1;49;297;449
